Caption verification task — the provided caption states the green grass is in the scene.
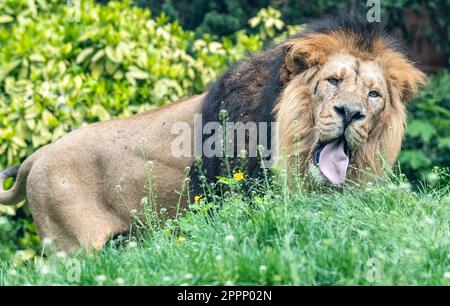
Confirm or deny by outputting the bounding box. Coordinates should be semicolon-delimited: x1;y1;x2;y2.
0;173;449;286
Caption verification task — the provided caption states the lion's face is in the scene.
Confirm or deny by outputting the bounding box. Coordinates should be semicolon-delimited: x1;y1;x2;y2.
308;54;389;184
274;31;426;186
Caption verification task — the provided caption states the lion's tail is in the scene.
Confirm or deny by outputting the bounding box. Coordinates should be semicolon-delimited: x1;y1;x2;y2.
0;146;50;206
0;164;27;205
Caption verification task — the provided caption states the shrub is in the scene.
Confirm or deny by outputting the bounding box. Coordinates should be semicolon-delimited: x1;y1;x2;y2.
134;0;449;65
400;71;450;182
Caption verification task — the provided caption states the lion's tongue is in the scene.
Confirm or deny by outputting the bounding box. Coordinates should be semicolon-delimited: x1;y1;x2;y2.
318;140;349;185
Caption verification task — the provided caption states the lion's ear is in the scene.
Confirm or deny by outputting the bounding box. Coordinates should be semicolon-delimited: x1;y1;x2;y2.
280;35;331;82
380;51;428;103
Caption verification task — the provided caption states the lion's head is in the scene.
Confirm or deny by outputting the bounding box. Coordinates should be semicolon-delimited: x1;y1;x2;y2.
274;17;427;185
192;15;427;192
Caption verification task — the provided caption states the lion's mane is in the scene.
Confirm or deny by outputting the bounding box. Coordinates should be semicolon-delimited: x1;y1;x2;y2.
190;14;426;192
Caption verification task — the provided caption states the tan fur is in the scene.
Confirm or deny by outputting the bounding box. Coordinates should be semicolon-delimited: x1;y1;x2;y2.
0;95;204;252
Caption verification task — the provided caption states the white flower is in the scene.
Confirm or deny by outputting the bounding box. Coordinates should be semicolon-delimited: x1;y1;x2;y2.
215;255;223;262
55;251;67;260
40;264;51;275
95;275;107;284
225;234;235;242
399;182;411;191
127;241;138;249
387;183;397;190
444;272;450;279
162;276;172;282
42;237;53;246
184;273;193;279
8;269;18;276
115;277;125;285
259;265;267;274
358;230;369;238
224;280;234;286
424;217;434;225
427;172;439;185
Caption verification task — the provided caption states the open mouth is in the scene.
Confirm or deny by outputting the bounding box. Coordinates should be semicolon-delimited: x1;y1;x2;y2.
313;137;351;185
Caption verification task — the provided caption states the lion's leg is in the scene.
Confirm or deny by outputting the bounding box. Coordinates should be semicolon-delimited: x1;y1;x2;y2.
30;195;129;252
27;164;129;253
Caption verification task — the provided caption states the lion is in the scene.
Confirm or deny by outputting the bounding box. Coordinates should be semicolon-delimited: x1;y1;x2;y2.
0;15;426;252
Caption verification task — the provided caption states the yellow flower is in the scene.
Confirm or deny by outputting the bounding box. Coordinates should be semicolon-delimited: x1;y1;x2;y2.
194;195;203;203
234;170;244;181
176;236;185;245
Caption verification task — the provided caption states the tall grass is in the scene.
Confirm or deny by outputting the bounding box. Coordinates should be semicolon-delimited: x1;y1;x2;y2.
0;169;449;285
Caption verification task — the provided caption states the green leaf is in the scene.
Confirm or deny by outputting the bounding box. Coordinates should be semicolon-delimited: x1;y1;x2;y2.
399;150;432;170
29;54;45;62
91;62;104;79
74;75;83;89
76;48;95;65
105;60;119;74
437;138;450;149
0;204;16;216
12;136;27;148
42;109;59;128
0;15;14;24
126;70;149;80
91;49;105;63
406;120;437;143
105;46;122;64
248;17;260;28
89;104;110;121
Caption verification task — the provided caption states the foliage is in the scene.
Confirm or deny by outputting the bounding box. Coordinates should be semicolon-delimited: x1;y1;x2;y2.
400;72;450;182
1;171;449;285
379;0;450;65
134;0;271;37
135;0;450;63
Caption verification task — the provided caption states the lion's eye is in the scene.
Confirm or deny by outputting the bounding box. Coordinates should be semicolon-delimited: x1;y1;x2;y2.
327;78;340;86
368;90;381;98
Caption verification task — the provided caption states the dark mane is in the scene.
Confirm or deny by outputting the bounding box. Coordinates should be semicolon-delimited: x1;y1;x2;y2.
189;13;402;196
301;13;404;54
189;49;284;195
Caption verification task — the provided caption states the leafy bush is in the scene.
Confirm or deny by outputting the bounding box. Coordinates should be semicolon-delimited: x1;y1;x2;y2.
134;0;269;37
400;71;450;182
135;0;449;64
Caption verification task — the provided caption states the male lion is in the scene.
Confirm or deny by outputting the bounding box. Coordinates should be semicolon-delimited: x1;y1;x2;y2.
0;15;426;251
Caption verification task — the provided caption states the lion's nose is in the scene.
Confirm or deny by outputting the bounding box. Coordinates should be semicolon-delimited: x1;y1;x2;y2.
334;104;365;127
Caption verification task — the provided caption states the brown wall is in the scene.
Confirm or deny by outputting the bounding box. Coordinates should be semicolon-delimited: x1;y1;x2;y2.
397;9;448;74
